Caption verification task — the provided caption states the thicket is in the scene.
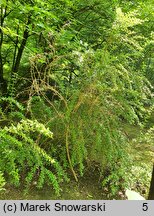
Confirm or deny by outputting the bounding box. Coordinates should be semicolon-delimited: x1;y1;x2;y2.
0;0;154;198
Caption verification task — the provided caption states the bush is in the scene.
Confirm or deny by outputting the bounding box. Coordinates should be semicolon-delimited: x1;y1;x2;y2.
0;119;67;195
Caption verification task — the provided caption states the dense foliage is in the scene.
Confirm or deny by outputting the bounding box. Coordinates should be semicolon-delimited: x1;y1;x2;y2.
0;0;154;198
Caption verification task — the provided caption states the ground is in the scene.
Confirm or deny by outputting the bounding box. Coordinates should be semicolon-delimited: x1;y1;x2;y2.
0;168;107;200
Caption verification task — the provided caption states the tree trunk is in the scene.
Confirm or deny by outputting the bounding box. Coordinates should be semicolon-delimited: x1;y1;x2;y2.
0;68;7;95
0;45;6;94
148;164;154;200
12;16;31;74
0;6;7;95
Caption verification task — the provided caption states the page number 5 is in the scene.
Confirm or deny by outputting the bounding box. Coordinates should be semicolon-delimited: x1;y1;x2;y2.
142;203;148;211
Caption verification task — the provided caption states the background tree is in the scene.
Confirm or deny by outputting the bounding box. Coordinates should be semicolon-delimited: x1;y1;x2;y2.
149;164;154;199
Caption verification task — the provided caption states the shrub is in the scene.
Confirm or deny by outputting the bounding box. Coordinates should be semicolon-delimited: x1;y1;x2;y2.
0;119;67;195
